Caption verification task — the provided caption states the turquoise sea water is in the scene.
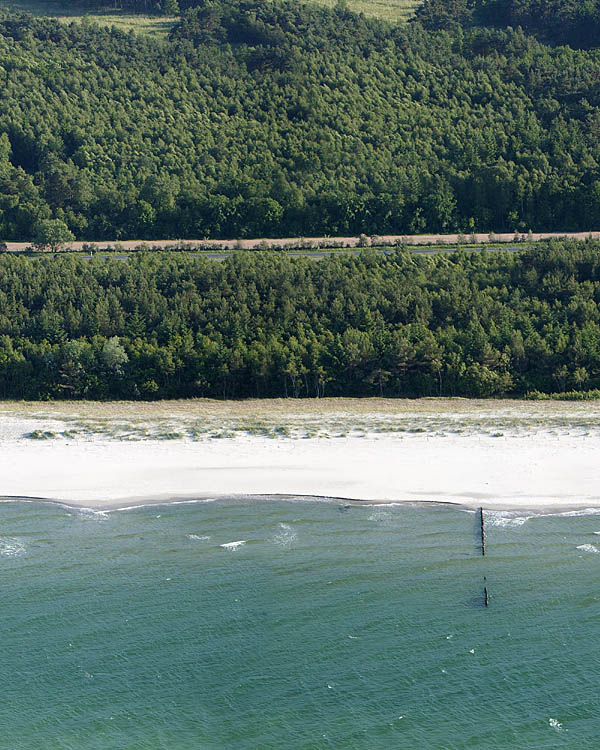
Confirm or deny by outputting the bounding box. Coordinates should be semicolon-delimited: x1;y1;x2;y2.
1;499;600;749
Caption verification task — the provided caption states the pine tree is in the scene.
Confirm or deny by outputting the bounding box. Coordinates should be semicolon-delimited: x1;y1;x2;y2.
162;0;179;15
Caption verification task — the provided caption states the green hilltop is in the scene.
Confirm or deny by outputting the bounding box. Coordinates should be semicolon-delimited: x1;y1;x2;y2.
0;0;599;241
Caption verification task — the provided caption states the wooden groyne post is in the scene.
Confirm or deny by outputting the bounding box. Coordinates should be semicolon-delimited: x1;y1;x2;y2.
479;507;486;557
480;507;489;606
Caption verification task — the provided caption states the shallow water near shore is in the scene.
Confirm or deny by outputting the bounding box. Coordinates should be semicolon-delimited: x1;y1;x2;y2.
1;499;599;748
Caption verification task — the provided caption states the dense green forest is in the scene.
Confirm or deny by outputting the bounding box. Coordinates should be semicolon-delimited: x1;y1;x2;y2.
415;0;600;49
1;0;600;241
0;241;599;400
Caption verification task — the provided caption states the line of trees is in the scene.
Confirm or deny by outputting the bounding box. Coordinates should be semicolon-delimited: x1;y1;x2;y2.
0;241;599;400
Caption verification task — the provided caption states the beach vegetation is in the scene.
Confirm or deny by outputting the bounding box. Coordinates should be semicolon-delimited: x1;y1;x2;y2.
26;429;58;439
525;389;600;401
8;395;600;443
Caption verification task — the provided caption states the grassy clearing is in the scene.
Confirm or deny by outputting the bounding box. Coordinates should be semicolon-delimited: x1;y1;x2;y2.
0;0;420;34
317;0;419;22
0;0;177;35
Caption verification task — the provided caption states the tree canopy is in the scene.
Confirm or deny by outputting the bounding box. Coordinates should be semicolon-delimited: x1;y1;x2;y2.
414;0;600;48
0;1;600;240
1;241;600;400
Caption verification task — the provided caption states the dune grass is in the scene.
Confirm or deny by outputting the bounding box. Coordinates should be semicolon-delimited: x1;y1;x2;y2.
4;398;600;444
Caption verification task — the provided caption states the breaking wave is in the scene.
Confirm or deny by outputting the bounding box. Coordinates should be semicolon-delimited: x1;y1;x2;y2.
272;523;297;548
220;540;246;551
483;510;531;528
576;544;599;554
0;537;26;557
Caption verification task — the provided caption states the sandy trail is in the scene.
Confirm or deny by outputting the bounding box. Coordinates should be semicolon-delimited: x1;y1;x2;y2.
4;230;600;253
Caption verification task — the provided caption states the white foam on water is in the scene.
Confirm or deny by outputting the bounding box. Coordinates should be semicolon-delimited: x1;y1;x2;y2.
187;534;210;541
220;540;246;550
272;523;297;548
551;507;600;517
111;498;218;512
368;510;394;524
168;498;217;505
484;507;600;531
77;508;109;521
484;510;531;528
369;503;404;508
576;544;599;554
0;537;26;557
549;718;564;732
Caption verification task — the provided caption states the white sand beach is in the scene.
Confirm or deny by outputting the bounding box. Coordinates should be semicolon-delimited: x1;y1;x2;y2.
1;399;599;511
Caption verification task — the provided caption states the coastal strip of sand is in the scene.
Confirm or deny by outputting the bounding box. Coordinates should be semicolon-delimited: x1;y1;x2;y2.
1;399;599;512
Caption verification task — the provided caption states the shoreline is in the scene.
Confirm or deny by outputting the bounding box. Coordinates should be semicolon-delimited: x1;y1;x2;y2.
3;493;600;516
2;399;600;514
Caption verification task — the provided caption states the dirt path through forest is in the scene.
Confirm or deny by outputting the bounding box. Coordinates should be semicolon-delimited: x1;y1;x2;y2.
4;230;599;253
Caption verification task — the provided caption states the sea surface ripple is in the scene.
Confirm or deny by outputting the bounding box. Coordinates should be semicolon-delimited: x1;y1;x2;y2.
0;500;598;748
